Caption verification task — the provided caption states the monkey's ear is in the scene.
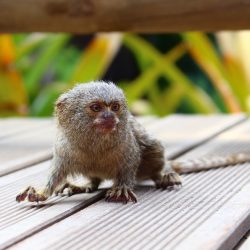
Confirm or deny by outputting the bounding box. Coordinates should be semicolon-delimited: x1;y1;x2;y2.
56;96;67;109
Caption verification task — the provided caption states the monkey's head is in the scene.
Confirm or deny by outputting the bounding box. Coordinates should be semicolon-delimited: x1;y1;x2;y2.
55;81;128;136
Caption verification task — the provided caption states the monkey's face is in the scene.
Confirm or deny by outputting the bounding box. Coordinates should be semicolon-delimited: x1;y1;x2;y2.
55;81;128;136
87;101;121;134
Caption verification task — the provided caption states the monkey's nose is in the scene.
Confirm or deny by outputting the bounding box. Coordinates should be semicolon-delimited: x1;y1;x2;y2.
102;111;115;120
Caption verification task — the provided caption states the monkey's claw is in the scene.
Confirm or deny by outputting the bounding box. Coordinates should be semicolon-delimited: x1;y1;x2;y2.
105;186;137;204
16;186;31;202
157;172;182;189
16;186;47;203
55;183;94;196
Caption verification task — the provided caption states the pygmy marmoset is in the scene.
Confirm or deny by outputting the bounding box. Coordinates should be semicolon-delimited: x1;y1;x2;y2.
16;81;250;204
16;81;181;203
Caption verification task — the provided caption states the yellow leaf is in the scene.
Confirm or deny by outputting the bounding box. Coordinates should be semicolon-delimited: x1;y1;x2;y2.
0;34;28;116
0;35;15;66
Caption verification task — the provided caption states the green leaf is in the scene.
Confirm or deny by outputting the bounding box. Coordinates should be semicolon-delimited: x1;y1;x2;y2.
24;34;70;96
15;33;50;60
183;32;246;112
152;84;185;116
70;33;122;85
123;34;218;114
30;82;69;116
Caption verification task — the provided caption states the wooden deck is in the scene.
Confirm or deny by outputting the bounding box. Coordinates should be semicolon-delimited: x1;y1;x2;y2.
0;114;250;250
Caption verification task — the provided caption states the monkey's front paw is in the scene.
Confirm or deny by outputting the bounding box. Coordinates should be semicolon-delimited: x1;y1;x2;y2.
55;183;94;197
105;186;137;204
156;172;182;189
16;187;47;203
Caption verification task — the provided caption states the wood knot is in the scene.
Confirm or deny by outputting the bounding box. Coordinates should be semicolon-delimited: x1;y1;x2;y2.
46;2;68;15
46;0;94;16
70;0;95;16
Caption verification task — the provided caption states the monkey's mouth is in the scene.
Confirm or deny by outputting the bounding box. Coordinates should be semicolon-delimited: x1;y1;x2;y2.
94;119;117;133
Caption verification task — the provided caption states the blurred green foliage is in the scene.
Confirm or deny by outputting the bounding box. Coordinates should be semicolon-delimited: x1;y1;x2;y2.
0;32;250;117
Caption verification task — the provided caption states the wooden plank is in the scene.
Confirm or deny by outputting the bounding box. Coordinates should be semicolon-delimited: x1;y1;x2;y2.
146;114;247;159
134;115;157;126
0;114;245;176
238;231;250;250
0;118;53;140
0;163;106;250
10;171;250;250
0;116;157;176
0;115;245;249
0;119;55;176
10;118;250;250
173;185;250;250
1;115;243;177
0;115;244;177
1;0;250;33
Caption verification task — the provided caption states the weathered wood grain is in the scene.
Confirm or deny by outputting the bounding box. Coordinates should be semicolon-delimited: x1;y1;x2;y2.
0;118;54;140
10;118;250;250
0;114;245;176
11;171;250;250
147;114;247;159
1;0;250;33
0;115;246;249
0;119;55;176
174;184;250;250
0;162;106;250
0;117;157;176
238;231;250;250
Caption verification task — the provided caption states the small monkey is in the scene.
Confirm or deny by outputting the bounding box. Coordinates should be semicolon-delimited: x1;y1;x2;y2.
16;81;250;204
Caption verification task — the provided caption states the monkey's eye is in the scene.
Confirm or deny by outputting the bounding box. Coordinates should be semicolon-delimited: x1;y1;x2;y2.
111;103;120;112
90;103;102;112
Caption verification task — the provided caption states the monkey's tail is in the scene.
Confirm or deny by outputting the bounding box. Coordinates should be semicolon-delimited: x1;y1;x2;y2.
168;153;250;174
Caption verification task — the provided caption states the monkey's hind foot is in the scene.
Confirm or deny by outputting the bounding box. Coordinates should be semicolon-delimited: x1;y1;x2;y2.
105;185;137;204
155;172;182;190
55;182;96;197
16;186;48;203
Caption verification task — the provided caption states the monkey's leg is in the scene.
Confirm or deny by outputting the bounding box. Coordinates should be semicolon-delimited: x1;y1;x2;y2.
136;138;182;189
16;166;66;203
55;177;101;196
106;168;137;204
152;171;182;190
